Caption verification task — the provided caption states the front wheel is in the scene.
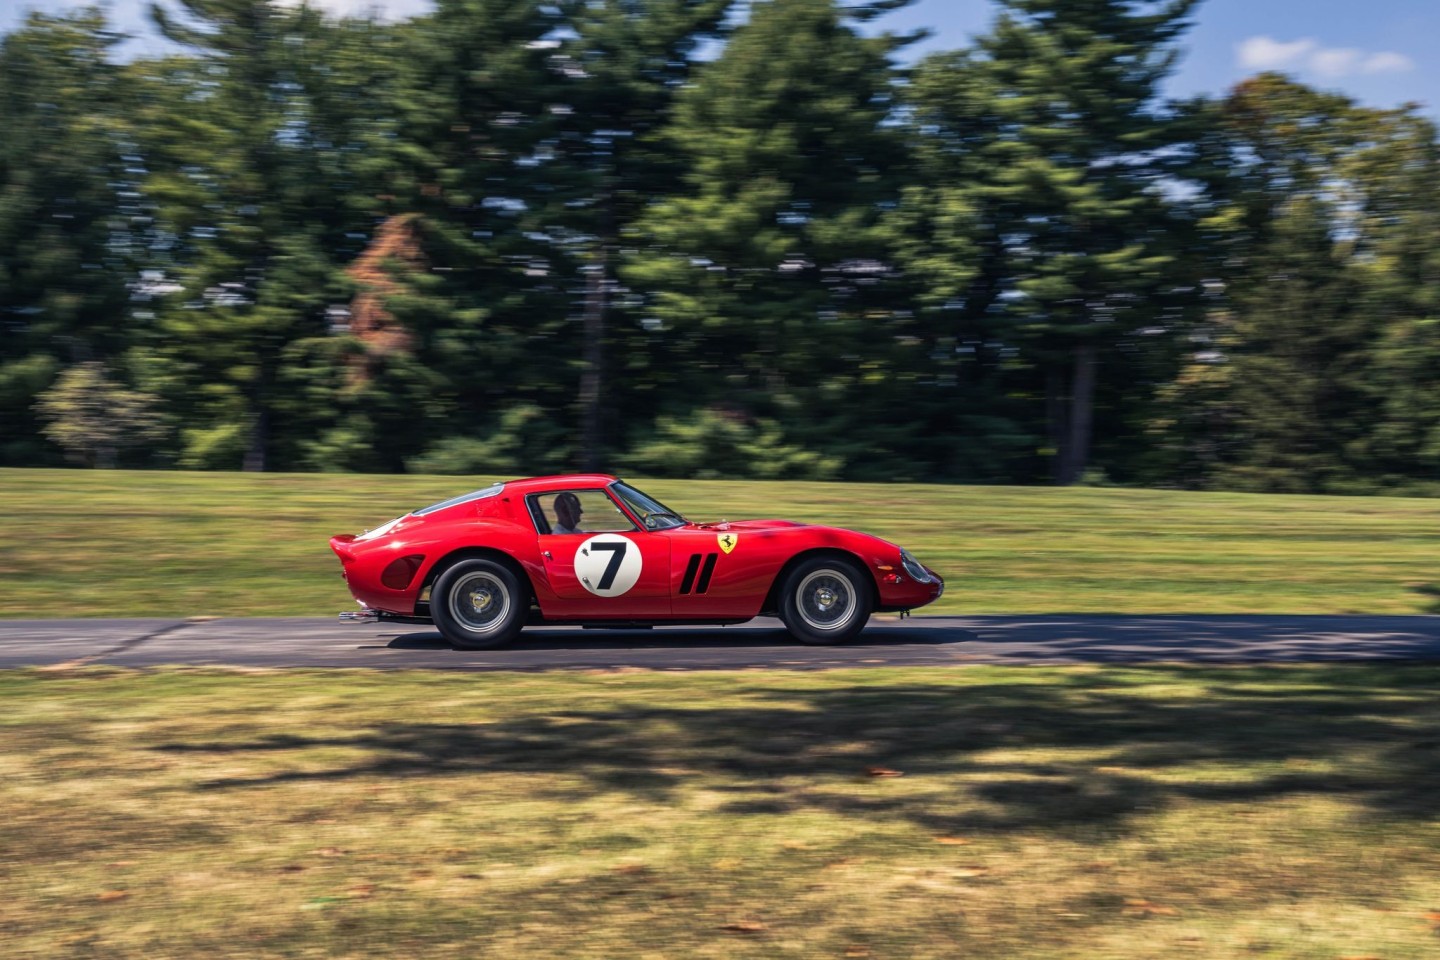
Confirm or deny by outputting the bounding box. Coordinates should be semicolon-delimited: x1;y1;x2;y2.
431;558;528;650
777;556;872;645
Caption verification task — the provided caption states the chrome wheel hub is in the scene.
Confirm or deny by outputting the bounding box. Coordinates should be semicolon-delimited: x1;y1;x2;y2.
797;569;855;632
449;572;509;633
469;588;495;614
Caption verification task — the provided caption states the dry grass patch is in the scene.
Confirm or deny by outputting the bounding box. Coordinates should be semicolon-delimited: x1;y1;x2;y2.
2;665;1440;958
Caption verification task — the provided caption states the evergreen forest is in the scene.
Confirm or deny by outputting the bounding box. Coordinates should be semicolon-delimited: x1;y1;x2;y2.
4;0;1440;493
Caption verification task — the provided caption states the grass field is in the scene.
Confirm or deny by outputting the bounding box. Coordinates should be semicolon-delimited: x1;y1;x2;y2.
6;474;1440;957
5;664;1440;959
1;468;1438;618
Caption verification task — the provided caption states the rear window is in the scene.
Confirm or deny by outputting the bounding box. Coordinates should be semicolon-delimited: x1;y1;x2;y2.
413;483;504;517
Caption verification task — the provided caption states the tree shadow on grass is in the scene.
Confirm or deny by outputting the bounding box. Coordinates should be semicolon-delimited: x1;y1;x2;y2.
153;665;1440;836
382;624;973;652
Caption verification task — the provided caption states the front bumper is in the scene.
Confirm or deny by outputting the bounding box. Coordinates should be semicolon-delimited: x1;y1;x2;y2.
875;566;945;612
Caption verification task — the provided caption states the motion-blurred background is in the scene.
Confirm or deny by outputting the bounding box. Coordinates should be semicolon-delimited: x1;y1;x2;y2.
2;0;1437;491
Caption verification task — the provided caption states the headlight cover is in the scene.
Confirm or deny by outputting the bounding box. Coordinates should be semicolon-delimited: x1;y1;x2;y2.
899;549;934;584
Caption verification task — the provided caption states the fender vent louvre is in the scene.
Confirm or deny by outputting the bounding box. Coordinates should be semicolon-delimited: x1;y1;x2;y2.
679;553;719;596
695;553;718;594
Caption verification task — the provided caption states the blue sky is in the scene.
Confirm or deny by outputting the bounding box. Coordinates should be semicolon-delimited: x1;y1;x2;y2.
882;0;1436;115
2;0;1435;116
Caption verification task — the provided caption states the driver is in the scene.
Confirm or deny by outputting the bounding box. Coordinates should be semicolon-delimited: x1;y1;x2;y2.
552;492;584;534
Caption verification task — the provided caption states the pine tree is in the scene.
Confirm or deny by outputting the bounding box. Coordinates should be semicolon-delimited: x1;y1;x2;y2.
339;0;577;472
138;0;370;470
540;0;734;470
894;49;1037;481
624;0;912;475
962;0;1200;484
0;11;138;465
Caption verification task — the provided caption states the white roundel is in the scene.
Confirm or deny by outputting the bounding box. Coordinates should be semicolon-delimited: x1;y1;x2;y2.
574;534;642;597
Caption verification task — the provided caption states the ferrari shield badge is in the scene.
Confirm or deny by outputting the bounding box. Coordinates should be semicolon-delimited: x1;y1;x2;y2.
717;532;739;554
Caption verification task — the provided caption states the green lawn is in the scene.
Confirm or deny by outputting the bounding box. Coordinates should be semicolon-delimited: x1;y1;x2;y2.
2;468;1438;618
4;664;1440;959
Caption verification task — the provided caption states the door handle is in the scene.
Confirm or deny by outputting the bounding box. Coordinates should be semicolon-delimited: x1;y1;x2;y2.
542;550;552;560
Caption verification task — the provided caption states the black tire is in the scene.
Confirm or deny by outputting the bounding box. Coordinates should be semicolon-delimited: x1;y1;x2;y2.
777;556;873;645
431;558;528;650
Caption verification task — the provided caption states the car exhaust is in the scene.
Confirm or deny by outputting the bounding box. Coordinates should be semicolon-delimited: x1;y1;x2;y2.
338;601;378;623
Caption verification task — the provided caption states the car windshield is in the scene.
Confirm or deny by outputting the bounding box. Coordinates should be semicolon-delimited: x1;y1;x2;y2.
610;481;687;530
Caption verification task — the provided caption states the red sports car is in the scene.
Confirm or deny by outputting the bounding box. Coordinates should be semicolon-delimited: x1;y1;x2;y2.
330;474;943;648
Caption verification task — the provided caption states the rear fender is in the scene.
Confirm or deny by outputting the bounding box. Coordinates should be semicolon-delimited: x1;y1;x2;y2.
419;546;560;613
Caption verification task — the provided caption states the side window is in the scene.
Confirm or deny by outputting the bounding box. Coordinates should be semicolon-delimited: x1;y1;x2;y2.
530;490;636;535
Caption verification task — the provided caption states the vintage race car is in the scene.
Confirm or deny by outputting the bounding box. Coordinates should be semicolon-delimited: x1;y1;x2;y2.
330;474;943;648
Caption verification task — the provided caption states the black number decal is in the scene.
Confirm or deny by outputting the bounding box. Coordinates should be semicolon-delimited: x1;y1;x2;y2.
591;541;628;590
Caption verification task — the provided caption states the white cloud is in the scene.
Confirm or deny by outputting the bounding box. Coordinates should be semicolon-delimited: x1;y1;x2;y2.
1236;36;1317;71
1362;51;1416;74
1310;47;1362;78
1236;35;1415;79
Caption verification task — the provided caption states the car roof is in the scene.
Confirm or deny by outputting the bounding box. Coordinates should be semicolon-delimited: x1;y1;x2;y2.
501;474;621;496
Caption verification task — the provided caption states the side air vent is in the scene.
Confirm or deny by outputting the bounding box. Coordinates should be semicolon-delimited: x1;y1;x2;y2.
678;553;719;595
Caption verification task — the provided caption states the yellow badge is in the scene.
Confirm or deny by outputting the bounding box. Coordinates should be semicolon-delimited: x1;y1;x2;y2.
717;532;739;555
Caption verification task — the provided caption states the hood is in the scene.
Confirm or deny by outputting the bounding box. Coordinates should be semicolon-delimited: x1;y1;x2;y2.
706;519;807;531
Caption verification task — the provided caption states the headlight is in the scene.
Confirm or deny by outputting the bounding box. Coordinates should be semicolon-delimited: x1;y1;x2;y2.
899;549;934;584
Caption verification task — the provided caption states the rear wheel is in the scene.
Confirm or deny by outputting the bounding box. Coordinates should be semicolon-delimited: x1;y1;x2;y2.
777;556;872;645
431;558;527;650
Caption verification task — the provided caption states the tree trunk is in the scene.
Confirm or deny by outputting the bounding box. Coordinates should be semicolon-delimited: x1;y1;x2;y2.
1060;343;1097;485
243;407;268;473
578;245;607;472
1046;366;1066;484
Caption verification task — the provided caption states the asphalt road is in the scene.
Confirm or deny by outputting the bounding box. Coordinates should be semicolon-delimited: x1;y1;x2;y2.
2;614;1439;671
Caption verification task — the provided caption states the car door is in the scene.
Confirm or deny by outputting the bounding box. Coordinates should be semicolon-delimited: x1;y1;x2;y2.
664;526;776;618
530;489;672;619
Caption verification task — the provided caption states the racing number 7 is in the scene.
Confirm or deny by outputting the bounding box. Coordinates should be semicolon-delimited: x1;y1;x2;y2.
590;541;628;591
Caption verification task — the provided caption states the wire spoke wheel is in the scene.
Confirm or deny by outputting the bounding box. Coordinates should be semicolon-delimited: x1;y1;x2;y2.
779;557;872;645
433;558;527;649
